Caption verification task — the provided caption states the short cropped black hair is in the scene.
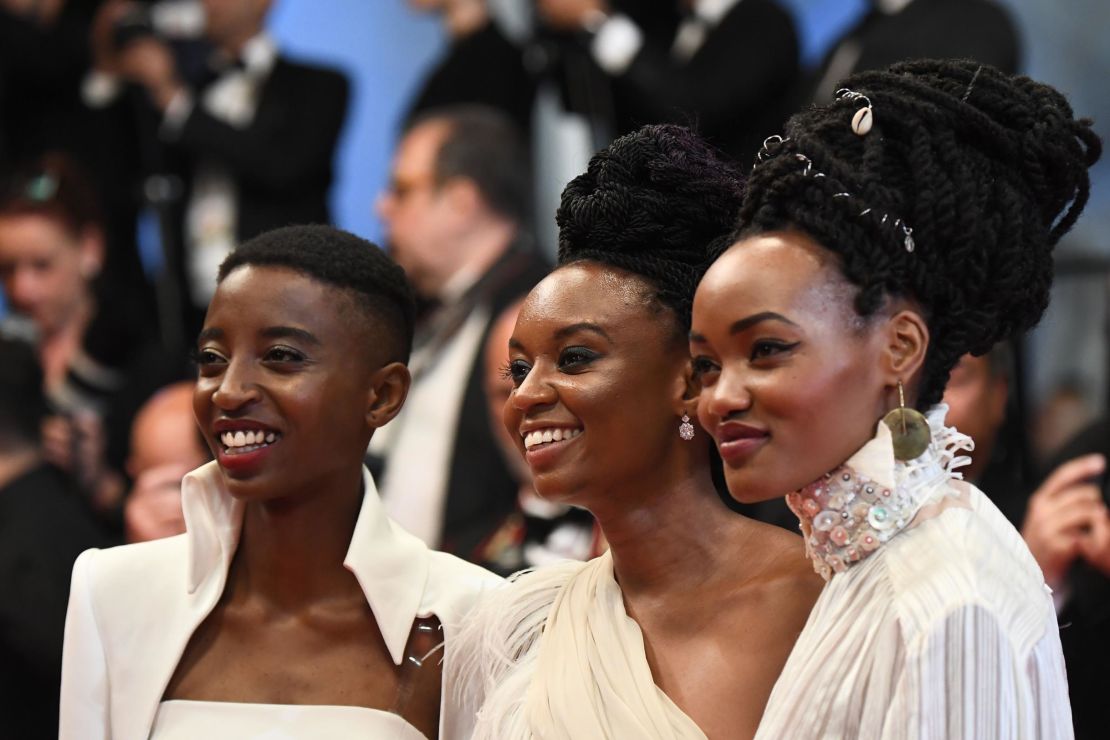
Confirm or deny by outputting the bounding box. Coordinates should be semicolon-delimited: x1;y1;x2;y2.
218;225;416;363
736;58;1101;408
409;105;531;226
557;124;745;335
0;335;47;447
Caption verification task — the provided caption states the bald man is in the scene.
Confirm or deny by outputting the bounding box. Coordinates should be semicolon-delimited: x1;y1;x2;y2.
123;381;208;542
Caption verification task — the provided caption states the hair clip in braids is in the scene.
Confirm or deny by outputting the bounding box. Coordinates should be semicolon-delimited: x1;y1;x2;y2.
961;65;983;103
837;88;873;136
758;139;916;253
895;219;915;253
24;173;58;202
757;134;789;163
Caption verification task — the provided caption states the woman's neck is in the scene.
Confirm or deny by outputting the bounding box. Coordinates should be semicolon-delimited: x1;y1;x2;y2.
228;466;367;612
590;456;758;598
39;292;94;390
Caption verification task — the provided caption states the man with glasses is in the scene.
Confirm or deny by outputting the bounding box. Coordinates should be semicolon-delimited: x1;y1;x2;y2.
371;105;548;562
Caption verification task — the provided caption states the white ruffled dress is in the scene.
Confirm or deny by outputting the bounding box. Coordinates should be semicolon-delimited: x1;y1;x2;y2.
452;406;1074;739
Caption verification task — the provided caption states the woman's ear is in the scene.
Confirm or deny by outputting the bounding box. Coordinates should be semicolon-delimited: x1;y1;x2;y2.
672;355;700;417
365;362;411;429
881;308;929;388
78;227;105;279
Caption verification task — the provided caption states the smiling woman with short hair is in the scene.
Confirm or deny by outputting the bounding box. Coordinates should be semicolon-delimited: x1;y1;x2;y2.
59;225;499;740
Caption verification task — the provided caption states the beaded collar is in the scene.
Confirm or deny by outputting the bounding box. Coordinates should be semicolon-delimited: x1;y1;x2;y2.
785;405;973;580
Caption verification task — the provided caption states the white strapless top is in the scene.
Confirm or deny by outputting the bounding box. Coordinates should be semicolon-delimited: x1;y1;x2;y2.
150;700;428;739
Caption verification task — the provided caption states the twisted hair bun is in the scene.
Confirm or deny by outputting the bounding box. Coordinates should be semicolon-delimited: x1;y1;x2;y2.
558;124;745;333
737;58;1101;407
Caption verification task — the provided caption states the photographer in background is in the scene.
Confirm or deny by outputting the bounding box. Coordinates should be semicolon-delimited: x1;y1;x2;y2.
405;0;535;136
536;0;799;164
942;348;1110;739
0;335;112;740
0;153;181;530
0;0;100;167
85;0;349;343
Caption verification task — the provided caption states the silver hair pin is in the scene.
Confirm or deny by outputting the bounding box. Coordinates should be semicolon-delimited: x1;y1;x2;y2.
962;65;983;103
757;143;917;254
757;134;789;163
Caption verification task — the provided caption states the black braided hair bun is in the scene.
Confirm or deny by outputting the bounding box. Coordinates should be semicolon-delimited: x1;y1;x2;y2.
736;58;1101;408
558;124;745;334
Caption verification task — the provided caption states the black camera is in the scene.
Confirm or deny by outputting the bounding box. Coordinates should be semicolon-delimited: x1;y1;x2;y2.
111;5;157;50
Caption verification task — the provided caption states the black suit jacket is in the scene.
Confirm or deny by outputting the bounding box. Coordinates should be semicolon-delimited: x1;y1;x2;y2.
1040;420;1110;740
171;57;348;241
163;55;349;335
381;243;549;561
406;22;535;136
608;0;800;165
808;0;1020;104
0;464;113;740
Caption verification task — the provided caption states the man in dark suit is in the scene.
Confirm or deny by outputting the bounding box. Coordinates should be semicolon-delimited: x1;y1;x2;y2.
87;0;348;344
537;0;800;164
0;335;113;740
404;0;535;136
371;105;549;561
808;0;1020;103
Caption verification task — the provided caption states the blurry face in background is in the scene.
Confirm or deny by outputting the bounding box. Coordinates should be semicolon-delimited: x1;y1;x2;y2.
942;352;1007;480
0;213;99;337
376;120;461;299
483;300;531;483
127;381;209;478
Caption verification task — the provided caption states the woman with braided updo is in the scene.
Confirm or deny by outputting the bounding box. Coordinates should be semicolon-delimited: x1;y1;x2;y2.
450;125;823;738
691;59;1100;738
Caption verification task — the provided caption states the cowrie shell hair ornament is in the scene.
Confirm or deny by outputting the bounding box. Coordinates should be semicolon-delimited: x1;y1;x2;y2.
851;107;873;136
837;88;873;137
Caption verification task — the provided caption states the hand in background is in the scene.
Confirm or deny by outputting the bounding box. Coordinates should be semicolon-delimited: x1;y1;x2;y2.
1079;500;1110;577
89;0;134;74
0;0;64;25
124;462;188;543
115;36;182;109
536;0;609;31
42;410;124;511
1022;453;1107;588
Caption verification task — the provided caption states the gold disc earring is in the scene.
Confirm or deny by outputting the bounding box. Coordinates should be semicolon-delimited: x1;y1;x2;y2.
882;380;931;461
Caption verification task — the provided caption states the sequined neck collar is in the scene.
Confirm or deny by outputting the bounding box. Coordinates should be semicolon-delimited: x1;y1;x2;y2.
786;404;973;580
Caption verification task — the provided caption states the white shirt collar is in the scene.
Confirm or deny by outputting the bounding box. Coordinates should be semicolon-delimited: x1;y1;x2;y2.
208;32;277;78
239;32;278;77
876;0;915;15
438;263;484;305
180;462;432;666
693;0;744;26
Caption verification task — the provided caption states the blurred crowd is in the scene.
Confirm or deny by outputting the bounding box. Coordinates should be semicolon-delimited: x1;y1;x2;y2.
0;0;1106;738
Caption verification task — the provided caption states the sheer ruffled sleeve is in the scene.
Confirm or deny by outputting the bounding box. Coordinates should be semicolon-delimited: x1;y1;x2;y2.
882;603;1073;739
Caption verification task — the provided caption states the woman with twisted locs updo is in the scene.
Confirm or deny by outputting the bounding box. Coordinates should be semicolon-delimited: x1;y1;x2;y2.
449;124;825;739
691;59;1100;738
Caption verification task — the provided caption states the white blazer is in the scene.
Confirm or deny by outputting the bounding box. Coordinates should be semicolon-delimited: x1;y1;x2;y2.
59;462;501;740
